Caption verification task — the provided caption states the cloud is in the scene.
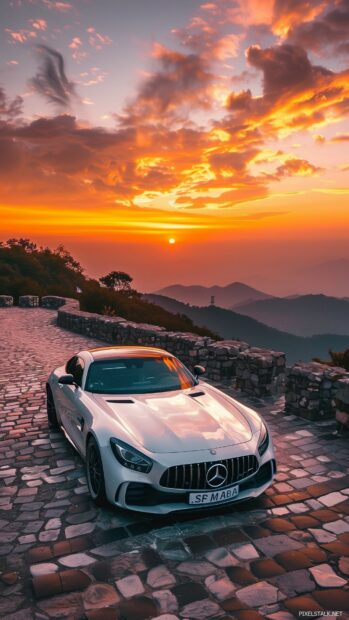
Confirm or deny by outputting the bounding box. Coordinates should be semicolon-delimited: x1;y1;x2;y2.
69;37;82;50
5;27;37;44
172;13;242;61
41;0;73;11
246;44;332;100
30;19;47;31
222;43;349;141
286;0;349;55
86;27;112;50
1;4;348;225
30;45;78;107
120;44;214;124
275;156;323;177
209;148;259;174
271;0;325;37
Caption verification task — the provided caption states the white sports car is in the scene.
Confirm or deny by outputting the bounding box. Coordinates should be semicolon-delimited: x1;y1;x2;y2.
47;346;276;513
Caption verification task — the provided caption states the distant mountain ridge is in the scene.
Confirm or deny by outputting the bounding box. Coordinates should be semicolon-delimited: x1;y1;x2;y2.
236;294;349;337
145;293;349;364
154;281;273;309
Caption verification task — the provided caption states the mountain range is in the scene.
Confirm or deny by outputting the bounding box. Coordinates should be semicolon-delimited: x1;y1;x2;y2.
235;294;349;337
145;293;349;364
154;281;273;309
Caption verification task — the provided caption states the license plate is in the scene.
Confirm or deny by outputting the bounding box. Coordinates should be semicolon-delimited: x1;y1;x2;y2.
189;485;239;505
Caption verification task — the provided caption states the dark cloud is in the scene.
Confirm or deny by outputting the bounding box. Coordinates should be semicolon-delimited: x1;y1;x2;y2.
287;0;349;55
30;45;77;107
246;44;332;101
120;46;213;125
226;89;253;112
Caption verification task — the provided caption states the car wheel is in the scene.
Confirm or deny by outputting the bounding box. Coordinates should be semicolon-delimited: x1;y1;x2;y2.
46;386;59;429
86;436;107;506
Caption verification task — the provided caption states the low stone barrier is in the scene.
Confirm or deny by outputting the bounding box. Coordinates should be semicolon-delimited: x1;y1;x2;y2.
19;295;39;307
41;296;80;310
285;362;349;420
57;300;286;397
236;348;286;397
336;377;349;430
0;295;13;307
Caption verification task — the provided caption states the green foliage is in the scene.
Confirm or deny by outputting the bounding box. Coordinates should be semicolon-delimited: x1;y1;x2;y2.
0;238;215;337
0;238;84;298
314;348;349;371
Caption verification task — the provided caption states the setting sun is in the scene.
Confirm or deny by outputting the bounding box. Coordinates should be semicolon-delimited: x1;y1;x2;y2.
168;238;176;245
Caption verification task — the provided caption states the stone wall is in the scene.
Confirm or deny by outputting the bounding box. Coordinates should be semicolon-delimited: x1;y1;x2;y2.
41;296;80;310
285;362;349;421
56;298;286;397
236;348;286;398
0;295;13;307
336;377;349;430
19;295;39;307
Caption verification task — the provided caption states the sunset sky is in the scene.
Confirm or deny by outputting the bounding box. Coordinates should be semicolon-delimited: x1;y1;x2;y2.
1;0;349;294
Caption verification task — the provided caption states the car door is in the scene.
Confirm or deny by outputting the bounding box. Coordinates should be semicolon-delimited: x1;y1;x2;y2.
58;356;86;454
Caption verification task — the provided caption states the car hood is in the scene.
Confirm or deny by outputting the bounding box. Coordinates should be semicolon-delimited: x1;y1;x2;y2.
91;385;253;453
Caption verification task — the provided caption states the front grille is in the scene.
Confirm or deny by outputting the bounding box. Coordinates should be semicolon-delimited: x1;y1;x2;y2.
125;459;274;507
159;455;258;490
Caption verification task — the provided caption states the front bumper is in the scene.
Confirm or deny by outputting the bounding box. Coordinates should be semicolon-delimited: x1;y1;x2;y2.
101;436;276;514
122;459;276;513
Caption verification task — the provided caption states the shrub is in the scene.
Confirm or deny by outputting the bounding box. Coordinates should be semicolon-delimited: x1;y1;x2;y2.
314;348;349;371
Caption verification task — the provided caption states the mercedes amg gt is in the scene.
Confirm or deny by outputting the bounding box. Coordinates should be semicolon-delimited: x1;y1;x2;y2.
46;346;276;513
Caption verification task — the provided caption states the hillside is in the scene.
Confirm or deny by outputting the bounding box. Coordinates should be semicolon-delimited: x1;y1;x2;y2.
236;294;349;337
154;281;273;309
145;294;349;363
0;239;214;337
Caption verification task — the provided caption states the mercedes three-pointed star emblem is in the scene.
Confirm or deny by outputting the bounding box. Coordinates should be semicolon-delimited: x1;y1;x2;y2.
206;463;228;488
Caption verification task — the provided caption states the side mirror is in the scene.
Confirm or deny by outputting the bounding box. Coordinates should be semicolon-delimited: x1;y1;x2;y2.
193;365;206;379
58;374;75;385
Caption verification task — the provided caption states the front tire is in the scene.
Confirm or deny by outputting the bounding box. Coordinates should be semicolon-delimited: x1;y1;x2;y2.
86;436;107;506
46;386;59;429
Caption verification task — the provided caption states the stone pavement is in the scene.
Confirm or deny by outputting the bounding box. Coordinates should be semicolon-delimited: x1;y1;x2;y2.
0;308;348;620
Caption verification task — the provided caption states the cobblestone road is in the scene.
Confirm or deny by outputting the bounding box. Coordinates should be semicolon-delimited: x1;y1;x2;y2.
0;308;349;620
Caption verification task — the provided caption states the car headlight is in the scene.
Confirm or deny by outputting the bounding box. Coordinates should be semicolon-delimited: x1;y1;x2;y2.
110;438;153;473
258;422;269;456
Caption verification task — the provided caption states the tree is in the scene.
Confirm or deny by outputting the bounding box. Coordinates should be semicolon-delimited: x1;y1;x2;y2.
99;271;133;292
54;244;83;274
3;238;37;252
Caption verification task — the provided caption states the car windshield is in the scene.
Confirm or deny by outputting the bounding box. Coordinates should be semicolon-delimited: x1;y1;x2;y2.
85;356;197;394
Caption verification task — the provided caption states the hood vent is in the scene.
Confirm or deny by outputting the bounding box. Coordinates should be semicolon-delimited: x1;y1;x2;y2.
189;391;205;398
106;399;135;404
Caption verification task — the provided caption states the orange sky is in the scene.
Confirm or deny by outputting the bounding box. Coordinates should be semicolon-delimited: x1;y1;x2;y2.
1;0;349;293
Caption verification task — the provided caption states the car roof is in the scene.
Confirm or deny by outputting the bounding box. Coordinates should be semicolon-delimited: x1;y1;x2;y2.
86;346;174;361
